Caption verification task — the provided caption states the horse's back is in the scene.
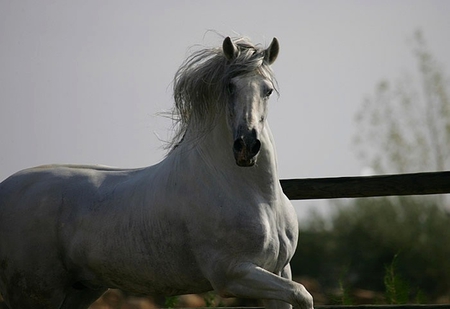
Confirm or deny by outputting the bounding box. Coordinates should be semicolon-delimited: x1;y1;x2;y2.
0;164;120;219
0;164;139;254
0;165;69;237
0;164;134;308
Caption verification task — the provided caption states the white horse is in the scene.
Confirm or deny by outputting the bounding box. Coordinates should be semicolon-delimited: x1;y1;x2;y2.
0;36;313;309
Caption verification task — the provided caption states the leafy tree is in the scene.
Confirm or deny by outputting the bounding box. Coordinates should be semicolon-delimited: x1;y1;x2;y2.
353;30;450;174
293;31;450;304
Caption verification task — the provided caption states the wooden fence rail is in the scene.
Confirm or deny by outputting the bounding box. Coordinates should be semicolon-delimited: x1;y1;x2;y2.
175;305;450;309
280;171;450;200
314;305;450;309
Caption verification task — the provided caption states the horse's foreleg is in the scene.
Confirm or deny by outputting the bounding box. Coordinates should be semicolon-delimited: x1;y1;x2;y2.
216;263;313;309
263;264;295;309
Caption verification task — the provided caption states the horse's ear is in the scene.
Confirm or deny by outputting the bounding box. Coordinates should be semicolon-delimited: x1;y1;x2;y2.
264;37;279;65
223;37;238;61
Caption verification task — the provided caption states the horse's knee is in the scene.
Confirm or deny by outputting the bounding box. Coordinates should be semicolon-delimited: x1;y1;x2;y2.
289;284;313;309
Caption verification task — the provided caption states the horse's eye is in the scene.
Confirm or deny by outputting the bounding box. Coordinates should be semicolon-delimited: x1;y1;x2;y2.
265;88;273;97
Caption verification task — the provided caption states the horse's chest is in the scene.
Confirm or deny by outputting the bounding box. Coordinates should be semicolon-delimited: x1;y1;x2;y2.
262;221;295;272
231;207;297;273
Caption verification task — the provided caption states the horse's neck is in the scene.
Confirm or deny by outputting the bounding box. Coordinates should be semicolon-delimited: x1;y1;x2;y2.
172;120;281;200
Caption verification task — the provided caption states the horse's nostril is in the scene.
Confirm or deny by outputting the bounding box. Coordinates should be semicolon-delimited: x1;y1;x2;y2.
251;139;261;155
233;138;245;152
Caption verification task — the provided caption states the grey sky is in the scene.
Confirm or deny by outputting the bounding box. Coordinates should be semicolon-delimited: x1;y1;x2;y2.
1;1;450;219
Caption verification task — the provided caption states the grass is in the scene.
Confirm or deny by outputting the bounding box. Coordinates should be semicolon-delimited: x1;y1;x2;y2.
330;254;428;305
384;254;410;304
384;253;427;304
164;296;179;308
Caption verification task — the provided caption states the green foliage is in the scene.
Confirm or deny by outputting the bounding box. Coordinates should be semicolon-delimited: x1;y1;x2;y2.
202;291;218;307
354;30;450;174
384;254;410;304
293;196;450;303
338;279;354;305
164;295;179;308
338;266;354;305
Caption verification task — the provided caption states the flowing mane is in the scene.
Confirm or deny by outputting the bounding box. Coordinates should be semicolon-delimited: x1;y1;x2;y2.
169;36;278;150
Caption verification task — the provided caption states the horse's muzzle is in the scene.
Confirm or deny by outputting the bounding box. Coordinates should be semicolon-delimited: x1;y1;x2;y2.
233;135;261;167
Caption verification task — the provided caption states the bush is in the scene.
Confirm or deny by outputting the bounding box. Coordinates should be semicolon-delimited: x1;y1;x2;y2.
292;196;450;303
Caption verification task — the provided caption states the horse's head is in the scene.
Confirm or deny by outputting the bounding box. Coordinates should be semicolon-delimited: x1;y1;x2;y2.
170;36;279;166
222;37;279;167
